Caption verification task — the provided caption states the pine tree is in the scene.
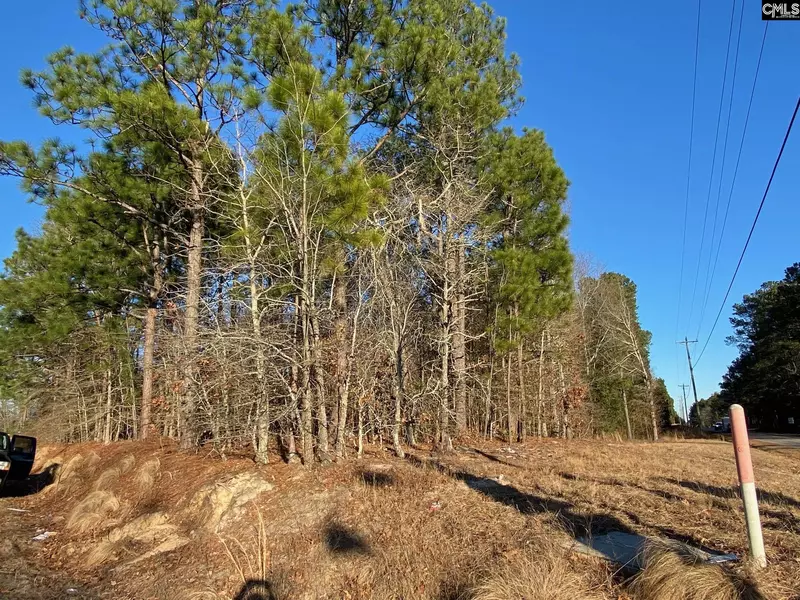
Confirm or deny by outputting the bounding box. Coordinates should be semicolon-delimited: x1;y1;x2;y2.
720;263;800;431
483;128;573;441
0;181;145;440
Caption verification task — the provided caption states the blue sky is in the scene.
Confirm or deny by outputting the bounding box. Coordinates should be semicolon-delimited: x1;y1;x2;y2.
1;1;798;414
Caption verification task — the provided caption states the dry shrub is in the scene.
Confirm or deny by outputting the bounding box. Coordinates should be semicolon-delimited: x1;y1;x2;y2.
220;509;291;600
472;542;605;600
135;458;161;493
93;467;121;491
66;490;121;533
631;540;770;600
221;509;271;584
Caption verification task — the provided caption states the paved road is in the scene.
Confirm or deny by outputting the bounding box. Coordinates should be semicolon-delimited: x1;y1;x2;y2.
749;432;800;450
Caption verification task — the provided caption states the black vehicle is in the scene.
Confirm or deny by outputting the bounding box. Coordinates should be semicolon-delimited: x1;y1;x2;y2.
0;432;37;491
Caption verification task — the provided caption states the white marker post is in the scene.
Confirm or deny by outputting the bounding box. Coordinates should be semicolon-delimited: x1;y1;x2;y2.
729;404;766;568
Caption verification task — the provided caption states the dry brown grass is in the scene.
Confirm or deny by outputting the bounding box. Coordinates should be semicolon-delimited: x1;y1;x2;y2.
92;467;121;491
220;508;272;588
471;541;606;600
118;453;136;474
85;510;185;567
57;453;83;485
10;438;800;600
631;540;774;600
66;490;121;533
135;457;161;493
85;450;101;469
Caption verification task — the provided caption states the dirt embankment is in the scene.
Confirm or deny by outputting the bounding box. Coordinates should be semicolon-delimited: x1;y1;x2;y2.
0;438;798;600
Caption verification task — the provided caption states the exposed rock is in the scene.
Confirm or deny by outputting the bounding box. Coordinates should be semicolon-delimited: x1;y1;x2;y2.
185;471;274;533
87;511;186;568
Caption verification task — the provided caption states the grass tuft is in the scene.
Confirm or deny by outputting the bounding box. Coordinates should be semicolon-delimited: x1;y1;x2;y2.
135;458;161;494
472;541;606;600
93;467;121;491
66;490;121;533
631;540;772;600
119;453;136;474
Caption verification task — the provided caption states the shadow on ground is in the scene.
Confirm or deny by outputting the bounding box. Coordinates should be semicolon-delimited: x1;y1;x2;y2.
233;580;281;600
405;453;772;598
660;477;800;508
404;456;727;551
405;453;634;539
324;522;371;555
467;448;521;468
359;469;394;488
559;472;687;502
0;463;59;498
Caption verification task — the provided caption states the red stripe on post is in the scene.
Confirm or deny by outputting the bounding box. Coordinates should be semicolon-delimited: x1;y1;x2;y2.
730;404;754;485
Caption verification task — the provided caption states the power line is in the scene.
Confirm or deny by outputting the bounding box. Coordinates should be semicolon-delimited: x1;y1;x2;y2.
695;0;745;338
674;0;703;360
697;22;769;337
695;96;800;365
686;0;738;334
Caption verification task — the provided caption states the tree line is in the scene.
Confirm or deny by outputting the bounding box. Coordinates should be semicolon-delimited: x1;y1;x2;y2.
711;262;799;432
0;0;675;462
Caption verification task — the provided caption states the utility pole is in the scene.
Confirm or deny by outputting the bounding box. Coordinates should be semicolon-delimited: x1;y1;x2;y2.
679;384;690;425
677;337;700;425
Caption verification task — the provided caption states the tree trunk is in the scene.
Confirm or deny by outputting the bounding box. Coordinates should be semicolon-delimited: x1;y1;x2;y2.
392;343;405;458
298;292;314;463
140;303;157;440
647;379;659;441
505;352;515;443
103;367;113;444
316;391;329;458
333;274;349;459
485;305;499;439
485;350;494;439
240;180;269;463
453;243;467;435
140;235;163;441
180;206;204;449
310;311;329;461
250;267;269;464
622;386;632;440
558;361;568;438
284;426;300;464
517;337;526;442
537;329;546;437
300;363;314;463
357;396;364;458
438;227;452;452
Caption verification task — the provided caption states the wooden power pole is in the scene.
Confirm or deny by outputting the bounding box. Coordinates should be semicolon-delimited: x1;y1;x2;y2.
679;383;690;424
677;338;700;425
